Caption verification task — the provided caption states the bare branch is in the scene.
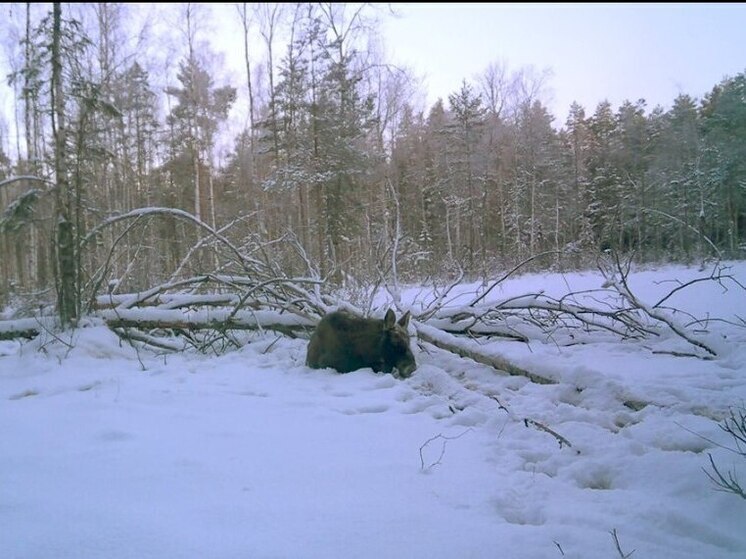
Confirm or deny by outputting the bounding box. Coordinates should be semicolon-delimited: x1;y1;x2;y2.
419;429;472;472
469;251;560;308
82;207;266;276
654;263;745;309
524;418;573;450
0;175;55;189
609;529;635;558
704;453;746;499
644;208;722;261
599;253;717;357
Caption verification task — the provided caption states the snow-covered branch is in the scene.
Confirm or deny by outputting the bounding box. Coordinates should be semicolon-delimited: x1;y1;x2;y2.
599;253;718;357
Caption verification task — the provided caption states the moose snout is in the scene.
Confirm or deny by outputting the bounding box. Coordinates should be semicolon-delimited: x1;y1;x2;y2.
396;353;417;378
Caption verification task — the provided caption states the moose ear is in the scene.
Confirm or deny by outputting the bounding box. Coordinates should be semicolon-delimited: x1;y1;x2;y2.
383;309;396;329
398;310;411;329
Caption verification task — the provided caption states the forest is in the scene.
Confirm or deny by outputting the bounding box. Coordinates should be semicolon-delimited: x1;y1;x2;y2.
2;9;745;553
0;3;744;327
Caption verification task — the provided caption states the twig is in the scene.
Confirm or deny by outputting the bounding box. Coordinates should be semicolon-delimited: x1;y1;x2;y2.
417;265;465;322
169;218;243;282
469;250;560;308
111;327;185;353
34;315;74;355
524;418;573;449
609;529;635;558
488;394;511;414
651;349;714;360
262;336;282;355
704;453;746;499
84;213;145;311
419;429;472;472
82;207;266;276
111;328;148;370
600;252;717;357
643;208;721;261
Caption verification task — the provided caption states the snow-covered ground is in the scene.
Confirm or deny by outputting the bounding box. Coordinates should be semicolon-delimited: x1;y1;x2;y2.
2;262;745;558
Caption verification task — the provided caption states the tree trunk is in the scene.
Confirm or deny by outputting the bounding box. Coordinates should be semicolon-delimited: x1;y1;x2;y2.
51;3;77;326
241;3;256;140
24;3;40;291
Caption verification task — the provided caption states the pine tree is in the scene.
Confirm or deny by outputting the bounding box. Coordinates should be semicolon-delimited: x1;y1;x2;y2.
586;100;621;252
165;58;236;223
701;73;746;254
509;99;561;260
648;95;702;259
616;100;656;257
562;102;594;257
447;80;486;272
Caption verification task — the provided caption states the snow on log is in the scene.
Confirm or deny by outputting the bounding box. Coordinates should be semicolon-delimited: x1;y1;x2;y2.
96;308;315;338
94;293;242;310
0;317;56;340
414;322;556;385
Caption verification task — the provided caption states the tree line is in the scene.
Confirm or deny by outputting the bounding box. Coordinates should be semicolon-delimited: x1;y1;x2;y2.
0;3;744;322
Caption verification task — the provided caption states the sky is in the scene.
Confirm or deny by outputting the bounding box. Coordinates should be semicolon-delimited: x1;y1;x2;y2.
2;261;746;558
380;3;746;122
1;3;745;156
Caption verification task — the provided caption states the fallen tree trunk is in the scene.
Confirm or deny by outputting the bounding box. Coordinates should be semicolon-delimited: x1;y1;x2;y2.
0;311;553;385
414;323;556;385
0;310;314;341
2;255;737;388
99;308;314;339
0;325;43;340
0;317;56;340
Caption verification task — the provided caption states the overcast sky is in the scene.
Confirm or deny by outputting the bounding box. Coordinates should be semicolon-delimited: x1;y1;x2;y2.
380;3;746;122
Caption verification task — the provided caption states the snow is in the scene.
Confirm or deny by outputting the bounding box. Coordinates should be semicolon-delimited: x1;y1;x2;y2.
2;263;746;558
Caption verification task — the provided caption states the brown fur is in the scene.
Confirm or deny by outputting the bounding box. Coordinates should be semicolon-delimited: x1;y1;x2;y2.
306;309;416;377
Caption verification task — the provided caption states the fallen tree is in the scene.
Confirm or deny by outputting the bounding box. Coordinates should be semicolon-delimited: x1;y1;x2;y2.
2;254;741;383
2;207;742;387
413;323;555;385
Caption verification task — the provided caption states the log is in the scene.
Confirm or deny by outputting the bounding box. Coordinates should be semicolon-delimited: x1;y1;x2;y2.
0;317;56;340
97;308;315;339
414;323;556;385
0;310;314;341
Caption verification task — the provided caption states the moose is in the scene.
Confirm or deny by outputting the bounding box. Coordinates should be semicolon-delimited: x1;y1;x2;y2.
306;309;417;378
